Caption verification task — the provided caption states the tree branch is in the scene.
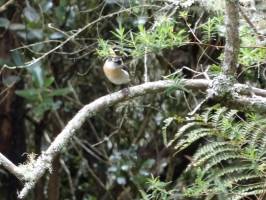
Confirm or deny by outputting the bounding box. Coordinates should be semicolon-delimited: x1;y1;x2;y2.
3;5;159;69
208;1;240;100
239;6;264;41
223;0;240;76
0;0;15;13
0;153;24;180
0;79;266;198
17;79;208;198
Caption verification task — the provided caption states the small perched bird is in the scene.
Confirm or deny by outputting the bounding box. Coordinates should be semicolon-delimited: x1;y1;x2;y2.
103;57;130;85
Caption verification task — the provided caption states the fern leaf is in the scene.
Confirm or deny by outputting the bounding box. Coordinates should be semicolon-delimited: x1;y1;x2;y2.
174;128;212;152
202;152;243;175
213;165;254;179
168;121;202;146
210;107;228;126
190;146;239;169
222;173;264;185
229;182;266;200
193;142;230;161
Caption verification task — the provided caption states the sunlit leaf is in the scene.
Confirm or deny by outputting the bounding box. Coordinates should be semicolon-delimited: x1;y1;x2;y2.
44;77;55;87
47;88;71;96
28;62;44;88
15;89;40;100
9;23;26;31
0;17;10;29
23;3;40;22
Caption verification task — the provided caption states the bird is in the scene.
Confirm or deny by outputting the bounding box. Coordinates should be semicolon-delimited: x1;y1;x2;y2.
103;56;130;85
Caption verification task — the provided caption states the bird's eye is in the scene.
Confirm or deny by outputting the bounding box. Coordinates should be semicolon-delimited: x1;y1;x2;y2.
113;57;122;65
115;59;122;65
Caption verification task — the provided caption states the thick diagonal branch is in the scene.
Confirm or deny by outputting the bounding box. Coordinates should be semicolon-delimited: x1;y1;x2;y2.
0;153;24;180
17;79;208;198
0;79;265;199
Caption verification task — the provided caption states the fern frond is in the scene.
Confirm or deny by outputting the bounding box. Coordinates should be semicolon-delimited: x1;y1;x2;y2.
191;146;239;169
259;134;266;152
192;142;231;161
162;117;175;145
213;165;253;179
166;106;266;199
168;121;203;146
201;106;216;123
202;152;243;175
249;127;264;148
222;173;264;184
216;109;238;130
230;189;266;200
174;128;213;152
241;121;258;138
229;182;266;200
210;107;228;127
243;117;266;148
224;109;238;120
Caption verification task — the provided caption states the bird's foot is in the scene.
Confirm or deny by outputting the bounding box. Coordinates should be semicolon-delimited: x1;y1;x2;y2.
121;87;130;96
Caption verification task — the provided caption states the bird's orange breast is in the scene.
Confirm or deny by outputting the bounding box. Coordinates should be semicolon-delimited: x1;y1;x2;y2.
103;66;122;79
103;63;130;85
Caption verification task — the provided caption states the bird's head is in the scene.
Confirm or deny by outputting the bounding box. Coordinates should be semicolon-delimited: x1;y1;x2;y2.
105;57;123;69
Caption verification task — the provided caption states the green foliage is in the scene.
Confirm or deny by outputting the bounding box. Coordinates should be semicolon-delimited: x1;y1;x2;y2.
162;117;175;146
96;39;114;58
139;176;177;200
168;106;266;200
208;64;222;77
15;62;70;118
97;16;188;58
163;71;189;96
107;146;156;189
239;26;266;66
4;0;266;199
199;16;224;42
162;116;185;146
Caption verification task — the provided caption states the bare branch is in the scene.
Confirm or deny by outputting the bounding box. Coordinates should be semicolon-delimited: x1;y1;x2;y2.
239;6;264;41
0;79;265;198
0;153;24;180
17;79;208;198
5;10;126;69
230;95;266;111
3;5;159;69
0;0;15;13
144;47;149;82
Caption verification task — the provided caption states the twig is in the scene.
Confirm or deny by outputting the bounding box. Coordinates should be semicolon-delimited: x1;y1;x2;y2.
182;18;220;65
11;40;62;51
60;159;76;200
188;97;208;116
5;10;122;69
186;41;266;49
239;6;264;41
73;137;109;164
144;47;149;82
3;5;158;69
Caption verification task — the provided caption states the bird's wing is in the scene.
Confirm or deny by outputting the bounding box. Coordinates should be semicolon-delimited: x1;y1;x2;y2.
121;64;131;77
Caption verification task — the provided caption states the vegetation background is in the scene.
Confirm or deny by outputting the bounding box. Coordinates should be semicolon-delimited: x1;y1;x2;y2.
0;0;266;200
